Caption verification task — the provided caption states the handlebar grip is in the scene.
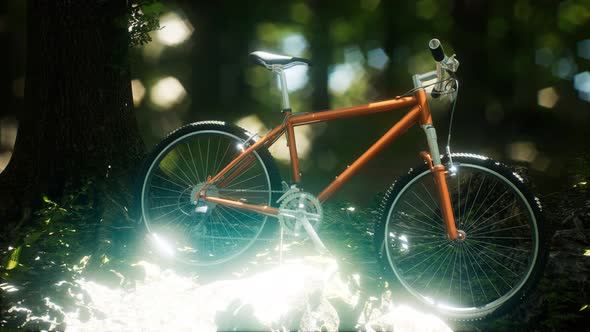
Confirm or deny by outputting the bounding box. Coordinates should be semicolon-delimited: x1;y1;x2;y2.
428;39;445;62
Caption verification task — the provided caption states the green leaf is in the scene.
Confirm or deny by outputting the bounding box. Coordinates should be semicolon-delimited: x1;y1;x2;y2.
581;304;589;311
141;2;166;15
6;246;22;270
24;232;42;245
42;195;57;206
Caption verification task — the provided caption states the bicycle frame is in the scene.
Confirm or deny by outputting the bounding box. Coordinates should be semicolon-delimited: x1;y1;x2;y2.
199;88;460;240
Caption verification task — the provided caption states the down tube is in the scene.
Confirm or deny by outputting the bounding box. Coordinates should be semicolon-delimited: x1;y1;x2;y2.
317;106;422;203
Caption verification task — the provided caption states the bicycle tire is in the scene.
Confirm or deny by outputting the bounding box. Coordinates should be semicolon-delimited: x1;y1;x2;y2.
375;153;548;320
138;121;282;266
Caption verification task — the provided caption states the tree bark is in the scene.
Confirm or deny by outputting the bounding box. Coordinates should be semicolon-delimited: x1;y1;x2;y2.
0;0;145;232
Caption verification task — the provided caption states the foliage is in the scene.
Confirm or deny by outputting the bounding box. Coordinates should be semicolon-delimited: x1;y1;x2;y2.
0;181;98;284
570;149;590;187
321;195;382;265
127;0;163;47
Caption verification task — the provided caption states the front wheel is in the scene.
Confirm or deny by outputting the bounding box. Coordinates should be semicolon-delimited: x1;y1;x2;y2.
375;153;548;320
138;121;282;266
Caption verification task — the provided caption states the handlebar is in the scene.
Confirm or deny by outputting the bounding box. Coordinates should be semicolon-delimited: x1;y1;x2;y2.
412;38;459;99
428;39;445;62
429;39;446;98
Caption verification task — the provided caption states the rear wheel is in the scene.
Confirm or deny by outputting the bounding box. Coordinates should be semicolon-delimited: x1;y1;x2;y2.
138;121;281;266
375;154;548;320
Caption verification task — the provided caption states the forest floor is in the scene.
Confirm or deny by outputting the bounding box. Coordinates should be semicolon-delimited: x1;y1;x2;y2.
1;188;589;331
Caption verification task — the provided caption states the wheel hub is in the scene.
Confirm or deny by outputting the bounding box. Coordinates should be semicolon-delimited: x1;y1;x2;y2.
190;183;219;214
456;229;466;241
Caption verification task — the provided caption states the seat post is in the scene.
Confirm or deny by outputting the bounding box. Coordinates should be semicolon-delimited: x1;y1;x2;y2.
272;65;291;111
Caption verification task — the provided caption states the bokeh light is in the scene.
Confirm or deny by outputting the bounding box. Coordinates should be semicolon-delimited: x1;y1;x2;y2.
577;39;590;59
281;34;308;56
282;66;309;92
574;71;590;103
235;114;267;135
507;141;538;163
150;76;187;109
131;79;146;106
367;48;389;70
574;71;590;93
537;87;559;108
235;114;313;162
328;64;363;94
552;56;577;79
156;12;194;46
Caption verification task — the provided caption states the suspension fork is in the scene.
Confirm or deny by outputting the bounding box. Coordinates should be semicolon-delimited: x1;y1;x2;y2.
420;131;464;241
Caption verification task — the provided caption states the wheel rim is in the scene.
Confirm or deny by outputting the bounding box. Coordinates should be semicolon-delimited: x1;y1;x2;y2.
384;162;539;317
141;130;274;265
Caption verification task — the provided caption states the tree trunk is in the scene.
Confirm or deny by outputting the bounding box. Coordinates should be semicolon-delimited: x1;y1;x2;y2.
308;1;331;111
0;0;145;234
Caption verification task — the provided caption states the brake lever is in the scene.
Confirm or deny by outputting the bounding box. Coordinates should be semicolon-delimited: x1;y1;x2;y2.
442;54;460;73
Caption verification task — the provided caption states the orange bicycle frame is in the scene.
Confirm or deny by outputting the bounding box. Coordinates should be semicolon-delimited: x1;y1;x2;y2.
200;88;459;240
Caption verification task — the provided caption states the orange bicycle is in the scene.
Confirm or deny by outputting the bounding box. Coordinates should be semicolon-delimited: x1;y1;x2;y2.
138;39;548;320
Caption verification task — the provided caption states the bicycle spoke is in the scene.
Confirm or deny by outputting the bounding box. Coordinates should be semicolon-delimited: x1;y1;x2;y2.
464;180;499;230
463;242;491;301
421;245;455;289
465;200;517;233
410;189;443;223
463;174;486;230
150;202;185;210
222;159;260;188
421;182;441;212
469;235;530;240
179;143;199;183
467;238;530;252
213;208;244;241
223;172;264;190
468;208;523;235
214;140;232;176
394;222;446;236
463;243;502;298
468;240;529;265
460;172;473;228
170;153;197;186
150;184;186;194
447;245;459;297
470;223;528;237
218;205;263;232
205;137;211;175
211;137;223;177
399;210;445;234
155;170;191;189
434;245;456;300
186;142;202;183
470;189;508;224
401;242;451;272
467;242;521;278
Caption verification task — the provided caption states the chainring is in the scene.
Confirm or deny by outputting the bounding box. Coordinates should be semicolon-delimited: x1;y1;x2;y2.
278;191;323;237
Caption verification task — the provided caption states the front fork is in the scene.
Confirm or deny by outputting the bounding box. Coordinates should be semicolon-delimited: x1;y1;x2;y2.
421;125;465;241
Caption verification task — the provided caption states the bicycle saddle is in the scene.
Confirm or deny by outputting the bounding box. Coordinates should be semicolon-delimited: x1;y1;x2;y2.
249;51;311;69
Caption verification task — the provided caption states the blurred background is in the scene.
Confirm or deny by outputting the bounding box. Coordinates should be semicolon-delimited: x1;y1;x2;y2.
1;0;589;205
